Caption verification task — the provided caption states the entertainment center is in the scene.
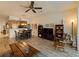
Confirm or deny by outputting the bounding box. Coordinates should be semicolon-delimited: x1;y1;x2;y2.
38;25;54;41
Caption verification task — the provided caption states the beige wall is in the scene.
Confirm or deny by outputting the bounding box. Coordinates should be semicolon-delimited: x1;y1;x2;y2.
31;8;77;37
63;8;77;37
0;16;8;33
0;8;77;38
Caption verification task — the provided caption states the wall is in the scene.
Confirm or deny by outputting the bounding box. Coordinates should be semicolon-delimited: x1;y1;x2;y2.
0;16;8;34
8;8;76;37
6;8;77;38
77;6;79;51
31;8;77;37
63;8;77;37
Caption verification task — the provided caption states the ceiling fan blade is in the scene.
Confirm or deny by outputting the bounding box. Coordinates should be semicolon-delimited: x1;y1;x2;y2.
25;9;31;12
34;7;42;9
30;1;34;7
32;9;36;13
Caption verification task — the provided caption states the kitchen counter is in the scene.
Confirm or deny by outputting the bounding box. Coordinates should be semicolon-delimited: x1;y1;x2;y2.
9;28;32;39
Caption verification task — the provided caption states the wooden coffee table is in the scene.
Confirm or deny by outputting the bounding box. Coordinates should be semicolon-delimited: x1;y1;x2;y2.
9;42;39;57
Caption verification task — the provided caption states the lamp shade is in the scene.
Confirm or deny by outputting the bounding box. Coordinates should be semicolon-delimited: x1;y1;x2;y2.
71;19;74;23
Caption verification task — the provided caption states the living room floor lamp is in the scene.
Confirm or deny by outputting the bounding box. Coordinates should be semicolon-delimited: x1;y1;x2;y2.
71;19;74;40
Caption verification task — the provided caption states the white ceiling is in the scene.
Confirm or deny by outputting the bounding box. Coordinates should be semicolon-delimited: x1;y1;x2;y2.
0;1;78;18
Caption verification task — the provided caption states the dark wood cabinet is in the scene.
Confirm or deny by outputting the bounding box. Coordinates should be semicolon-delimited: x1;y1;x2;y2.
38;25;43;37
38;25;54;41
55;25;64;41
42;28;53;41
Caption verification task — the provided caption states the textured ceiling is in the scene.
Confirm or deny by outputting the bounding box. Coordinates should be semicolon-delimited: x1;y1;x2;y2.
0;1;78;18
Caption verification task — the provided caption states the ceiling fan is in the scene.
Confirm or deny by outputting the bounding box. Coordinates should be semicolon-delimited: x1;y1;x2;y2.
22;1;42;13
